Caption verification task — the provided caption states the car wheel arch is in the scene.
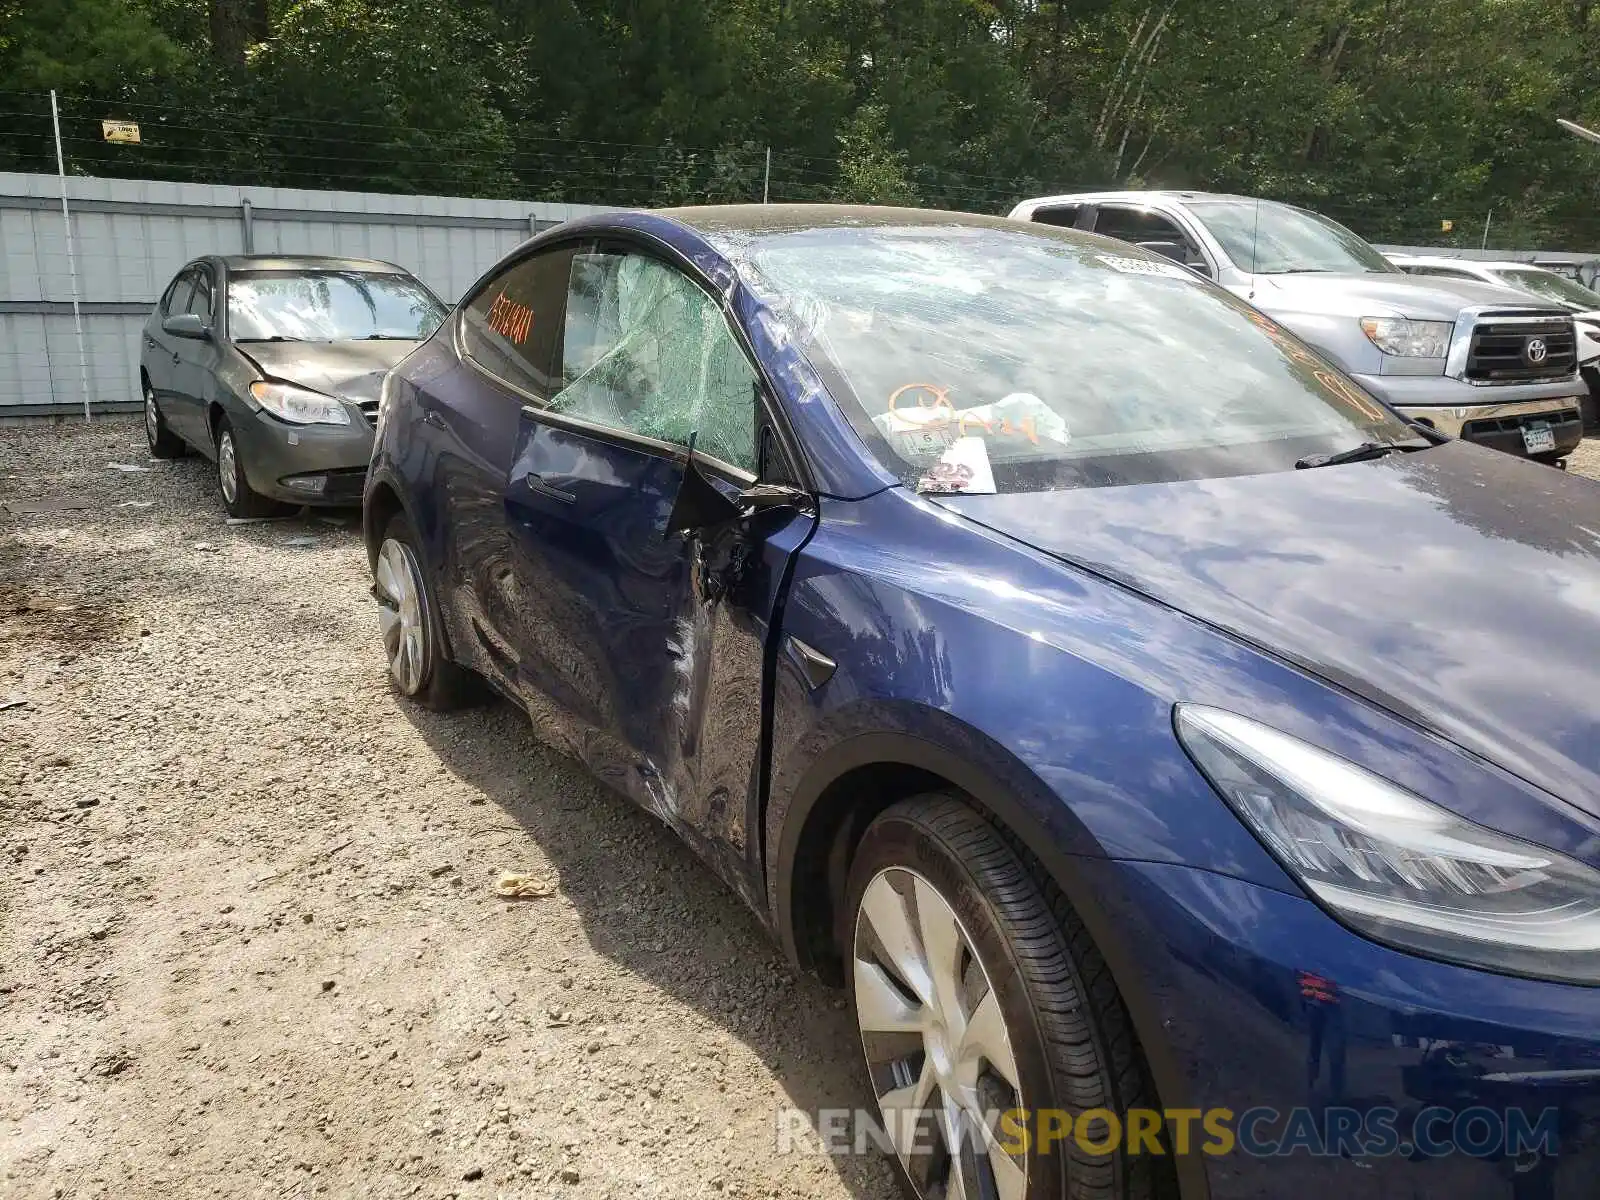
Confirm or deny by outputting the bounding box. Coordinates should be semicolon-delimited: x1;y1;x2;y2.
769;723;1207;1189
772;725;1104;969
364;477;407;574
207;401;227;455
363;471;467;672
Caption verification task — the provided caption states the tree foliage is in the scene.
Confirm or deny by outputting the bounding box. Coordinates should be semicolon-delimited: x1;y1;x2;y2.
2;0;1598;247
0;0;182;93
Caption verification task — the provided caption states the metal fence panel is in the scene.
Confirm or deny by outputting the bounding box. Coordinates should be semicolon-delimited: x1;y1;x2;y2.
0;171;611;416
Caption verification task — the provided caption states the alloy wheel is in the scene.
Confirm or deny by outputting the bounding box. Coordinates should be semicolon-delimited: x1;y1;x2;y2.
375;537;428;696
144;388;160;447
854;867;1028;1200
217;430;238;505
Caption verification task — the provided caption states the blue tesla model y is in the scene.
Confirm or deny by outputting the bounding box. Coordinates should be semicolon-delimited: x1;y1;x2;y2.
365;205;1600;1200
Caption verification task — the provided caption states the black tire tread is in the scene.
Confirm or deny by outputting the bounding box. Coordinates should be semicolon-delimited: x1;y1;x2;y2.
872;794;1174;1200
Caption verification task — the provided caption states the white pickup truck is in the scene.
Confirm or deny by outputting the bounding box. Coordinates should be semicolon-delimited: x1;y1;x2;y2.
1009;191;1590;464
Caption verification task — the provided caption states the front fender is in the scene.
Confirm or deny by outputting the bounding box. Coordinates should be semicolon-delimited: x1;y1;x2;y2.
764;490;1297;894
766;705;1106;957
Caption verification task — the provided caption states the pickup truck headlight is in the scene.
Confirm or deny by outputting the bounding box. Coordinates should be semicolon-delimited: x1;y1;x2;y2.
1176;705;1600;984
248;381;351;426
1359;316;1453;358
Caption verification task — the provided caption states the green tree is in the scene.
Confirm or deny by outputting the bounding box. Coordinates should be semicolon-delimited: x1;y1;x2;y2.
0;0;183;92
836;103;919;205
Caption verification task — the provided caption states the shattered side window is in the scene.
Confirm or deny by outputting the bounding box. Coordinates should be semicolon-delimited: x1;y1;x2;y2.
551;251;757;473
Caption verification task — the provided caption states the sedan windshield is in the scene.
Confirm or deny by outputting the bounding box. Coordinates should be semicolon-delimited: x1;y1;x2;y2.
228;271;446;342
1491;268;1600;312
1186;200;1396;275
721;222;1416;493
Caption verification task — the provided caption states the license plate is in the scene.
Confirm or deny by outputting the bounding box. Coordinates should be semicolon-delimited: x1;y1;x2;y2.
1523;423;1557;454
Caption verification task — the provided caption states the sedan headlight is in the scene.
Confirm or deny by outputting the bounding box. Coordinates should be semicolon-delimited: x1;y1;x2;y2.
1359;316;1453;358
1176;705;1600;983
249;381;350;426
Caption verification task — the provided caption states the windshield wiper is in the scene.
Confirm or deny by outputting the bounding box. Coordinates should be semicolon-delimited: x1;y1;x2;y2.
360;333;416;340
236;335;308;342
1295;440;1430;469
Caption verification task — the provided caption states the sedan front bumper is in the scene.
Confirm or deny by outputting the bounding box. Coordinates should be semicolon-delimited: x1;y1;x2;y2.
231;405;376;504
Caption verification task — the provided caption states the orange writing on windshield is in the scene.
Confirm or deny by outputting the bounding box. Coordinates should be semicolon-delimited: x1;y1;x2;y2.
888;383;1040;445
487;289;534;345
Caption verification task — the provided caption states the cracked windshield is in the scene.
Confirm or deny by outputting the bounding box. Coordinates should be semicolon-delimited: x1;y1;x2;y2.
730;223;1408;492
228;271;447;342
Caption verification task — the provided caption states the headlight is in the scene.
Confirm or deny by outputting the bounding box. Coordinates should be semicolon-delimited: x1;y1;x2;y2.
248;381;350;426
1176;705;1600;983
1359;316;1453;358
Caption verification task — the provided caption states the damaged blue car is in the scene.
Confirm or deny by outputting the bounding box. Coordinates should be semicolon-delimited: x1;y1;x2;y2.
365;205;1600;1200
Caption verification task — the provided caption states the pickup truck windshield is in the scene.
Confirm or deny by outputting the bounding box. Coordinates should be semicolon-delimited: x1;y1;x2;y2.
725;222;1416;493
1185;200;1396;276
229;271;446;342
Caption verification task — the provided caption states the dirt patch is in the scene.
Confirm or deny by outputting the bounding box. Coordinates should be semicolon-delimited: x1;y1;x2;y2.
0;418;894;1200
0;584;121;651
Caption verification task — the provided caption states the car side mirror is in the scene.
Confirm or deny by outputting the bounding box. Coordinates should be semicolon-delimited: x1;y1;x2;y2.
737;482;811;515
1136;240;1212;277
665;453;813;537
665;451;742;535
163;313;211;340
1137;239;1189;264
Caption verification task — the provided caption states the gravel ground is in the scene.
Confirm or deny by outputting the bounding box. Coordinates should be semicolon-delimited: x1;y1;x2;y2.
1568;433;1600;480
0;417;897;1200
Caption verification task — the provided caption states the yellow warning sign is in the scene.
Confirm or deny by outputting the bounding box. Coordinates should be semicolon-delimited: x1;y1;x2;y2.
102;120;141;144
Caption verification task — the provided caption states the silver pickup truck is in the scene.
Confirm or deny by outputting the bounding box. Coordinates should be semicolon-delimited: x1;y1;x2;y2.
1008;190;1589;463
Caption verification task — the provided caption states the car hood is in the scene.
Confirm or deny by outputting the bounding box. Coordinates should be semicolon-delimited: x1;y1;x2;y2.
1240;271;1537;320
237;340;421;402
939;442;1600;812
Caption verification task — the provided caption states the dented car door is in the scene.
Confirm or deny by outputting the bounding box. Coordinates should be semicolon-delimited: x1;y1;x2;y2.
502;241;814;901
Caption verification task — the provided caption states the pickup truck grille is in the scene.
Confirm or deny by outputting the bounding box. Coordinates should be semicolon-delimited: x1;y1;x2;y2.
1465;314;1576;382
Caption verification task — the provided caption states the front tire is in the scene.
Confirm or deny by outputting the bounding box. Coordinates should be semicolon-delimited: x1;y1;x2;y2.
215;415;293;518
144;383;185;459
846;796;1166;1200
374;512;480;710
